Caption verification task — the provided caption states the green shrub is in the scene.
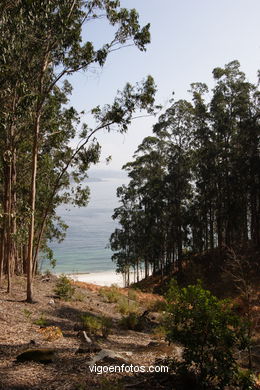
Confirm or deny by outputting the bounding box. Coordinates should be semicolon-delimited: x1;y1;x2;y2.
148;299;168;312
116;297;139;315
120;312;139;330
81;314;112;338
127;289;138;301
164;280;253;390
73;290;85;302
34;314;49;327
99;285;122;303
81;314;102;336
153;325;167;339
54;274;75;301
100;316;113;338
120;312;146;331
236;369;256;390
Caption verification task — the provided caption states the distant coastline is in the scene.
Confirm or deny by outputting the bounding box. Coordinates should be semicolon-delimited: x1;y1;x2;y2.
86;177;103;182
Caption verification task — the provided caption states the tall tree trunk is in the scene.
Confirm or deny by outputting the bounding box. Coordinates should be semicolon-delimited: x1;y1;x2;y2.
250;189;258;245
11;150;18;274
27;113;41;302
177;225;182;271
6;159;12;293
209;205;214;249
0;229;4;288
144;258;148;278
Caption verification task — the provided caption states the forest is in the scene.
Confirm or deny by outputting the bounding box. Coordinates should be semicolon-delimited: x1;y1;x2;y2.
110;61;260;285
0;0;156;302
0;1;259;390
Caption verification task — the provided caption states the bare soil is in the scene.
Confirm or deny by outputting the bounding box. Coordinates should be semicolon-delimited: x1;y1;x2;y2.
0;275;176;390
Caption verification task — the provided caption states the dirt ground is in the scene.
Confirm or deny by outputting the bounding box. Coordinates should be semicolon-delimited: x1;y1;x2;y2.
0;275;177;390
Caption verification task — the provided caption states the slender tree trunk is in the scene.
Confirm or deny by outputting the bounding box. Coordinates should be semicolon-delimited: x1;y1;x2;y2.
205;210;208;250
136;258;139;282
144;258;148;278
177;225;182;271
11;150;18;274
209;205;214;250
250;189;258;245
6;159;12;293
0;229;4;288
27;113;41;302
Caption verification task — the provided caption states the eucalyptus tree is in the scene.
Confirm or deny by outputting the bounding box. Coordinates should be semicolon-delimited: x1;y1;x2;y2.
210;61;259;246
110;61;259;282
153;99;193;269
189;82;216;251
0;0;156;301
126;136;169;276
110;135;168;281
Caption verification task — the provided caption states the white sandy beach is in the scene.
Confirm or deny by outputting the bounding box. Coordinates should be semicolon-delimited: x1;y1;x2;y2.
68;270;126;287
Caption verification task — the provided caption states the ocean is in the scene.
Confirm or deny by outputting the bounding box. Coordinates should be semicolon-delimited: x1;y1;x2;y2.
40;170;129;274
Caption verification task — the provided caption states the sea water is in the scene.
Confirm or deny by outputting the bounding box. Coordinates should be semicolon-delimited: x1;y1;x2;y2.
40;171;128;274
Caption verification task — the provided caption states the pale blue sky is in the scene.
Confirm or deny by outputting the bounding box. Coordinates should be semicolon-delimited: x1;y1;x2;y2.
68;0;260;171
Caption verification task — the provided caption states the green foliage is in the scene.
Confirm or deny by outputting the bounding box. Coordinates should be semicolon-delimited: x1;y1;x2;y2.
127;288;138;301
236;369;256;390
164;280;253;389
148;299;168;312
100;316;113;339
99;285;122;303
153;325;167;339
119;312;144;331
81;314;112;338
0;0;156;297
99;285;139;314
116;297;139;315
110;60;260;284
54;275;75;301
81;314;102;336
73;290;85;302
34;314;49;327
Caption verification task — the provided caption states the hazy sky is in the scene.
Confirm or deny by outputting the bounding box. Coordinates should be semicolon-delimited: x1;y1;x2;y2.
68;0;260;171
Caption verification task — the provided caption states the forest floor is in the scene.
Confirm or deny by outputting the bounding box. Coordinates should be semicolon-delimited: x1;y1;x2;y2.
0;275;179;390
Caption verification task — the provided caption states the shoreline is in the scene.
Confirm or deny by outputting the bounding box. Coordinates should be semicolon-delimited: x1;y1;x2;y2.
66;269;126;287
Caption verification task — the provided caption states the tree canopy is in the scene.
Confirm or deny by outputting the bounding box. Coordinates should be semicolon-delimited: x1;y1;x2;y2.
110;61;260;284
0;0;156;300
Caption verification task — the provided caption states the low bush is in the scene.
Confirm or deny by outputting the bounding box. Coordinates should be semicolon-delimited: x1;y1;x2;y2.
34;314;49;327
100;316;113;338
116;297;139;315
73;290;85;302
153;325;167;339
81;314;112;338
164;280;254;390
81;314;102;336
120;312;141;330
148;299;168;312
54;274;75;301
127;289;138;302
99;285;122;303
